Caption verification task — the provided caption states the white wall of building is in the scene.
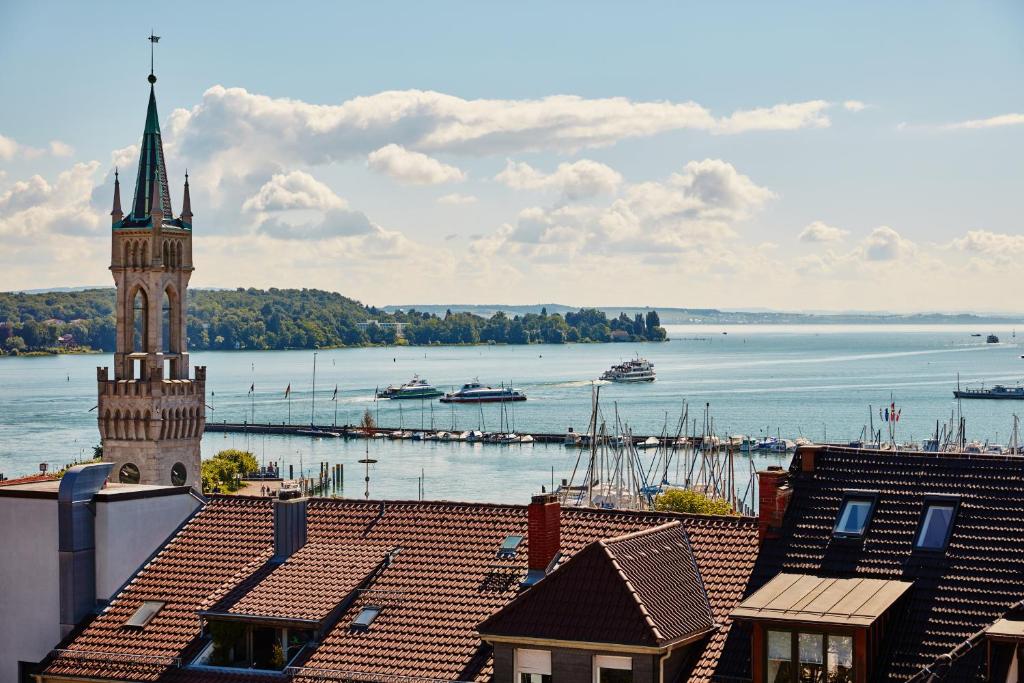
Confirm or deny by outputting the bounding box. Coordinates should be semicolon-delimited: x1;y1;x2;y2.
94;491;200;600
0;497;60;683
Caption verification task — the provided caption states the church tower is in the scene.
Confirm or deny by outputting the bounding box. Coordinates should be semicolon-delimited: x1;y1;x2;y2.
97;58;206;489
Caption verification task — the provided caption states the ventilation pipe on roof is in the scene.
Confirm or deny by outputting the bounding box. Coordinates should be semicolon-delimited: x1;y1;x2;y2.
273;496;307;563
757;466;791;544
524;493;560;586
58;462;114;637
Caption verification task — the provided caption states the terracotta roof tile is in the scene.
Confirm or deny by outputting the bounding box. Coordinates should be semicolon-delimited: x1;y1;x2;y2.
43;498;759;682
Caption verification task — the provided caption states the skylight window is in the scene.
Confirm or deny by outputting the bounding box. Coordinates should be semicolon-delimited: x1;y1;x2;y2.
497;534;524;559
833;492;878;538
351;605;381;632
124;600;164;629
916;499;958;551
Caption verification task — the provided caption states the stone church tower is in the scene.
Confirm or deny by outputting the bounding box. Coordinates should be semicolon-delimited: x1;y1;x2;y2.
96;67;205;489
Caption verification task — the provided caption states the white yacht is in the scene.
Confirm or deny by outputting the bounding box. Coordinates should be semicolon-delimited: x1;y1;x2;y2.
599;357;656;383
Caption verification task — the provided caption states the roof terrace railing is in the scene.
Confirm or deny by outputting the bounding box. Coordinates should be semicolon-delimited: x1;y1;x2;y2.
51;649;182;668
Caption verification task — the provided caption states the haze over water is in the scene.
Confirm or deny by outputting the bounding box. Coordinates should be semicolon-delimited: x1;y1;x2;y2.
2;323;1022;503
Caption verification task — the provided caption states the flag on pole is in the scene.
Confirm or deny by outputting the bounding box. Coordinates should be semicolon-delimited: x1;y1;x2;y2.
332;385;338;401
884;408;889;422
284;383;291;398
248;383;254;395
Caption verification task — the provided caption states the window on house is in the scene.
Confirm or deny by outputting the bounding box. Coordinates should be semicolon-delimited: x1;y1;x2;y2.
594;654;632;683
200;621;311;671
124;601;164;630
798;633;823;682
515;648;551;683
351;605;381;631
833;493;877;538
768;630;793;683
497;534;524;559
827;635;854;682
764;631;854;683
915;499;958;550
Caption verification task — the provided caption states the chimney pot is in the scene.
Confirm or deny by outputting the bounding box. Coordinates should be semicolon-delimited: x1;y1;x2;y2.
757;468;791;544
527;493;561;575
273;497;307;562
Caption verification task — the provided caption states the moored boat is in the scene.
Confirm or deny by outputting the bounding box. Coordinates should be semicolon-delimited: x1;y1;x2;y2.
954;383;1024;400
376;375;444;400
440;381;527;403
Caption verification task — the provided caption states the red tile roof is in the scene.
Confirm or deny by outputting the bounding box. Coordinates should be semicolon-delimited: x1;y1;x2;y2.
204;542;393;625
43;497;759;683
479;521;714;648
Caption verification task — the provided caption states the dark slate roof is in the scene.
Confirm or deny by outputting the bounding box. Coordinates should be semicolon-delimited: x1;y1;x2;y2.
735;446;1024;683
479;521;715;648
116;83;188;231
42;498;758;683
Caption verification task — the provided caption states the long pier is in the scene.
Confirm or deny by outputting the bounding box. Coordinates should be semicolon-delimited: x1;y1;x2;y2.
204;421;579;444
202;421;708;448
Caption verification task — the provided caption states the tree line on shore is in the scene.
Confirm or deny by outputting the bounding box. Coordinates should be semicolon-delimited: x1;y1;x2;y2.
0;288;667;354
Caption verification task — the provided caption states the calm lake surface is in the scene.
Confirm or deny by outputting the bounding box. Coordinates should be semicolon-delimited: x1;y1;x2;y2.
2;324;1022;503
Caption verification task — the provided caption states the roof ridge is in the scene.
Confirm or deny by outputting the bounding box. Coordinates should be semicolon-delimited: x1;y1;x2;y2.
601;519;680;546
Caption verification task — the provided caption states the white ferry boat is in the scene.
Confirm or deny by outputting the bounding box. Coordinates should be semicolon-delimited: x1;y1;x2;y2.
440;381;527;404
599;357;656;383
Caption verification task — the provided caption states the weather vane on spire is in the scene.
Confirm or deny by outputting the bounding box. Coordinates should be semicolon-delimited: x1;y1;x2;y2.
148;30;161;84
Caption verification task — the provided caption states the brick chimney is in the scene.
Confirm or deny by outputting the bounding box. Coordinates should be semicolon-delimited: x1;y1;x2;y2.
524;493;561;585
273;496;307;563
758;466;792;543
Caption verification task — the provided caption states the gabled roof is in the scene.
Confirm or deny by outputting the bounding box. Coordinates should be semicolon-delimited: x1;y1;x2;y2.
43;498;759;683
202;542;393;626
479;521;715;648
742;446;1024;683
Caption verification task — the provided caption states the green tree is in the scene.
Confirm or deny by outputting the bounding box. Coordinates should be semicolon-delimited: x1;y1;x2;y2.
201;449;259;494
4;336;26;352
654;489;736;516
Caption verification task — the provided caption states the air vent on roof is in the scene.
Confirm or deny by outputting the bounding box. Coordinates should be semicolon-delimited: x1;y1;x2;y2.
124;600;164;630
496;535;524;559
351;605;381;632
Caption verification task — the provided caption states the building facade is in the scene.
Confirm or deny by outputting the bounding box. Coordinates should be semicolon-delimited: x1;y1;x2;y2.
0;464;200;683
97;67;205;489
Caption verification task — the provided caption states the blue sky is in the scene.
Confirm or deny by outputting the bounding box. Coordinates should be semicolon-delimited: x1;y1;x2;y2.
1;1;1022;311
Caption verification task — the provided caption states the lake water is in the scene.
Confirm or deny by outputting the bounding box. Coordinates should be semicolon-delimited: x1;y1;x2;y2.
1;324;1022;503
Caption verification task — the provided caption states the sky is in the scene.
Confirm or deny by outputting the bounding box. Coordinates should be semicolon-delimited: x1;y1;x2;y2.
0;1;1022;312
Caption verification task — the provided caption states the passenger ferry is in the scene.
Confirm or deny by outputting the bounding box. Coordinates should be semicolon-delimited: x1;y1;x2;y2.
376;375;443;400
439;381;527;404
954;383;1024;400
599;357;656;383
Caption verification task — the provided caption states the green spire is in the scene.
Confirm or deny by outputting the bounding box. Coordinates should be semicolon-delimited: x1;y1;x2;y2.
130;83;173;221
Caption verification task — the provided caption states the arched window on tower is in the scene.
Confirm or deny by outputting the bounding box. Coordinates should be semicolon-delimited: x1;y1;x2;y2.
161;290;171;354
132;288;148;353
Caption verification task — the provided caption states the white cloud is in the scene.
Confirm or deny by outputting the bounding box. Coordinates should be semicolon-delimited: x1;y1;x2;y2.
243;170;347;212
0;134;20;161
495;159;622;199
0;162;103;241
437;192;477;205
49;140;74;157
168;86;841;173
949;229;1024;255
861;225;915;261
714;100;831;134
366;144;465;185
475;158;775;264
843;100;867;112
0;133;75;161
799;220;849;243
943;113;1024;130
